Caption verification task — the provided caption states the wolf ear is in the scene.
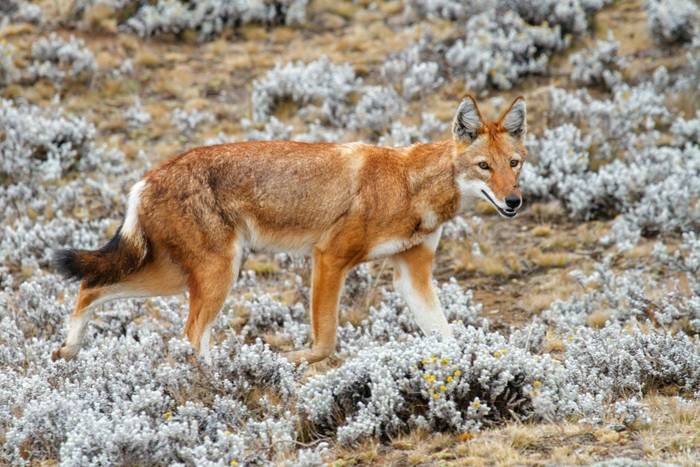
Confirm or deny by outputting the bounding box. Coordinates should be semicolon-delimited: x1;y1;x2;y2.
453;95;483;143
499;96;526;138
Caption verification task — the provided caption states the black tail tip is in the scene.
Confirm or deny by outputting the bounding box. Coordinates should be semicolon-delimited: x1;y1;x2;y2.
53;249;83;280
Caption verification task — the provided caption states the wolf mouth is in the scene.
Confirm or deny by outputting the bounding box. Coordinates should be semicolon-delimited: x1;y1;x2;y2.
480;190;517;218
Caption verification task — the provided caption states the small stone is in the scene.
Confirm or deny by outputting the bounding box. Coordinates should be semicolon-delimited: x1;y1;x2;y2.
607;423;627;432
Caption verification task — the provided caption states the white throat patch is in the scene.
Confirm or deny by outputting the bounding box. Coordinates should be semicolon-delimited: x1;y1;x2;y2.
456;176;488;212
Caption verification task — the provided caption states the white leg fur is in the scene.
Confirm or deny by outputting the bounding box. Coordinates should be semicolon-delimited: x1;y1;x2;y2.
61;306;98;358
58;287;162;360
199;323;213;365
393;258;452;338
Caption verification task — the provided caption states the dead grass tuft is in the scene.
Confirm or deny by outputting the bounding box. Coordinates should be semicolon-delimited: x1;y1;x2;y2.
587;309;612;329
472;255;510;277
506;424;539;449
531;251;576;269
531;224;553;237
522;292;558;313
243;258;280;276
528;201;567;222
543;330;565;353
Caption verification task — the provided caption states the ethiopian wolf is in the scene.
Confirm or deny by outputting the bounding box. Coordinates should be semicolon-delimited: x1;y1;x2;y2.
53;95;528;364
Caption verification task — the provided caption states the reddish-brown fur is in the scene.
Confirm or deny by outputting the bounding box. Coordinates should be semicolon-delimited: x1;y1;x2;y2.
53;96;527;364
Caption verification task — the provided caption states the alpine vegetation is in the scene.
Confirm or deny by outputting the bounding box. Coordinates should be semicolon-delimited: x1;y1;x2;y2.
521;79;699;248
644;0;699;44
352;85;405;133
0;0;42;25
381;39;444;101
0;44;19;87
27;34;98;85
671;110;700;145
170;108;215;137
0;98;98;183
299;325;575;445
378;113;446;147
400;61;444;101
405;0;601;28
123;99;151;131
0;99;132;287
564;325;700;416
125;0;308;41
541;256;699;334
251;56;360;126
1;1;699;464
446;11;569;92
569;33;625;88
413;0;613;92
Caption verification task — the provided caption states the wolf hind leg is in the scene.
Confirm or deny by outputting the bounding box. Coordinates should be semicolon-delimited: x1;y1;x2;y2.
51;282;104;361
183;241;242;364
52;252;187;361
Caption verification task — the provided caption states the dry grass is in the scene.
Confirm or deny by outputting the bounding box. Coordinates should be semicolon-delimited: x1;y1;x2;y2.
243;258;280;276
530;224;553;237
3;1;695;464
587;309;613;329
522;291;559;313
471;255;510;277
326;396;700;466
530;250;576;269
543;329;566;354
527;201;567;223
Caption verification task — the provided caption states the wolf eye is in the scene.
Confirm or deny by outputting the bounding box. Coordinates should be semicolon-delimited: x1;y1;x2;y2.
510;159;519;167
478;162;490;170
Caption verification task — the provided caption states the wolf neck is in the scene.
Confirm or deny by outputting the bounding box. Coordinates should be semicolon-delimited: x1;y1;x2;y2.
403;140;460;227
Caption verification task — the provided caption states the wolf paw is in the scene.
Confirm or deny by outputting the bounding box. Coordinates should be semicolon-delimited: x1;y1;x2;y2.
282;350;302;364
284;347;332;365
51;344;78;361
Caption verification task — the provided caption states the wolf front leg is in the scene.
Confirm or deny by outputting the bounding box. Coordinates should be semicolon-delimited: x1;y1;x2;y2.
285;250;349;364
391;242;452;338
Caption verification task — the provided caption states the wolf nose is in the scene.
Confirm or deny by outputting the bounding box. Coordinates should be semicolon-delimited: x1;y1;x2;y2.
505;195;522;209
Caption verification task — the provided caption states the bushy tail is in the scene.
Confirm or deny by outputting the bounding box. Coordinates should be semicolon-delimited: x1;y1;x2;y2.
54;180;151;288
54;226;151;288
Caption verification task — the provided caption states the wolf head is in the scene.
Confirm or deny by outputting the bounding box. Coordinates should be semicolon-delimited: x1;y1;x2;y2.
451;95;527;218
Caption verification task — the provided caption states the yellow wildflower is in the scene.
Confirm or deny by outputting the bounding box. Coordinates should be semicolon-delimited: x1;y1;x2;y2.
471;400;481;409
439;385;447;392
533;380;542;388
454;370;462;377
163;411;172;421
433;393;440;399
441;357;449;365
446;376;453;383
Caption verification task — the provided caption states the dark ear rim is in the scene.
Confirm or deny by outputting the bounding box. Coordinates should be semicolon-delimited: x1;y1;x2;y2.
497;95;525;122
461;94;484;122
497;96;526;137
453;94;485;142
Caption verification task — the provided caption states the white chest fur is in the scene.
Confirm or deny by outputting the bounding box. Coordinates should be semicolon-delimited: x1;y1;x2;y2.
366;226;443;260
